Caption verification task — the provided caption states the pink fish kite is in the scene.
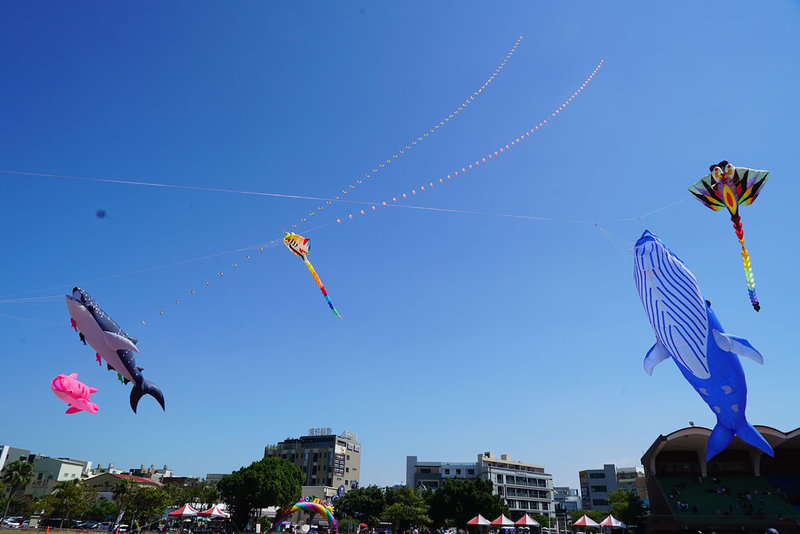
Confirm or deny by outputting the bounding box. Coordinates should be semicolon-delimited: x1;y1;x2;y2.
51;373;99;414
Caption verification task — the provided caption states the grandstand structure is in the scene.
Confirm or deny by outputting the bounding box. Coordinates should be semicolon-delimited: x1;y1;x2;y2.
641;425;800;534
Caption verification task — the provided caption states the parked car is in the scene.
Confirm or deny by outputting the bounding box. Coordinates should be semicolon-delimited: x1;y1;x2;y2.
2;519;21;528
97;521;113;531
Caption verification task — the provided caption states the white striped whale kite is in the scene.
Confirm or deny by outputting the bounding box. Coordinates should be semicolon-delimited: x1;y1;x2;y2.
633;230;773;461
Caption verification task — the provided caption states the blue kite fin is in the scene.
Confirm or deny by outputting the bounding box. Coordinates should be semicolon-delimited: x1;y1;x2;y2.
712;330;763;364
644;340;670;376
736;420;774;457
706;422;735;461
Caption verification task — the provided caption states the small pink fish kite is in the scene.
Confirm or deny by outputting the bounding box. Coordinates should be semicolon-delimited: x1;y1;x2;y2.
51;373;99;415
283;232;342;319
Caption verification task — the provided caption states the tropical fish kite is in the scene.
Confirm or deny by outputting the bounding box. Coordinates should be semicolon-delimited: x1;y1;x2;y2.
51;373;99;415
633;230;773;461
283;232;342;319
688;161;769;311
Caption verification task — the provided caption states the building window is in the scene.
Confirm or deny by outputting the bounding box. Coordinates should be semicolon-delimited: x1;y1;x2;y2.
347;455;350;460
468;469;475;475
589;473;604;479
593;499;608;506
444;469;450;475
346;467;349;473
591;485;607;492
421;468;431;473
456;469;461;475
37;473;43;480
496;474;503;483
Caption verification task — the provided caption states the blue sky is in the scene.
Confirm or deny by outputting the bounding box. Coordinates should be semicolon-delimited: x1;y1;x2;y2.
1;2;799;490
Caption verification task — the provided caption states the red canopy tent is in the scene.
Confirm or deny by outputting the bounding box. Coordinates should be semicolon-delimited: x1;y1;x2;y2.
513;514;540;533
599;515;625;530
198;505;230;519
573;515;600;530
168;504;199;518
514;515;540;528
466;515;490;527
490;515;514;527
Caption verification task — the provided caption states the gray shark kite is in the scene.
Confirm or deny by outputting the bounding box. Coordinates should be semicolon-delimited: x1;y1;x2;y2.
66;287;165;413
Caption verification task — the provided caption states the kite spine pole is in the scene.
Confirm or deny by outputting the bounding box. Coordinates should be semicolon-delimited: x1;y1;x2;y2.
303;259;342;319
731;214;760;312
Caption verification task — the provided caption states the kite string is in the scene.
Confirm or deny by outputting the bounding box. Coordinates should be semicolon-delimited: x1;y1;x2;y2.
290;35;525;229
332;59;605;226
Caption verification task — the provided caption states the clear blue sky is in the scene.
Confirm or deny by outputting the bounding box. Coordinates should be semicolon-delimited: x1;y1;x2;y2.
1;2;799;490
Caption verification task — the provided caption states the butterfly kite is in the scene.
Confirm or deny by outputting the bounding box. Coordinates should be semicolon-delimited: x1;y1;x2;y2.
688;161;769;311
283;232;342;319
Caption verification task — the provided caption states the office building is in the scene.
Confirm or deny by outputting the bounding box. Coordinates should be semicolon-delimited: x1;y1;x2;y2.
265;428;361;493
406;452;554;521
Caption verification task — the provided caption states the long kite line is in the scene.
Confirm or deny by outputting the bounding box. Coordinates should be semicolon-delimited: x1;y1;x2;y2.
1;58;621;320
289;35;524;230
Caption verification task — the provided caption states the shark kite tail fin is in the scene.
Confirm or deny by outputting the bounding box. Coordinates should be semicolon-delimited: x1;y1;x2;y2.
736;420;774;457
130;379;165;413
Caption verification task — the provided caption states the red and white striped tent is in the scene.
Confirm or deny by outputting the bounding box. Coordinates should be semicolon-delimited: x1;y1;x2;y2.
466;515;491;527
573;515;600;529
168;504;199;517
490;515;514;527
198;505;230;519
599;515;625;529
514;515;540;528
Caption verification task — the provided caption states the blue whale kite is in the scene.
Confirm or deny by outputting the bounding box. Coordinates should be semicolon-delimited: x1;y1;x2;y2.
633;230;773;461
66;287;165;413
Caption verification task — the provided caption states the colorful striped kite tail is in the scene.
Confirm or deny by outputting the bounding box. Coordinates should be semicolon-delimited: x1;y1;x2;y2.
731;214;760;312
304;259;342;319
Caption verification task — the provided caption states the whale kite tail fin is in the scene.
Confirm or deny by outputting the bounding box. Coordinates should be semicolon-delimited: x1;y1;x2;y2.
706;423;735;461
130;379;165;413
707;420;774;461
736;420;774;457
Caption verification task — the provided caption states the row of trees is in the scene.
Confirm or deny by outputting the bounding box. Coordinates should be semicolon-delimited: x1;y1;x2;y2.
334;481;649;533
334;480;517;531
4;458;648;533
0;460;222;530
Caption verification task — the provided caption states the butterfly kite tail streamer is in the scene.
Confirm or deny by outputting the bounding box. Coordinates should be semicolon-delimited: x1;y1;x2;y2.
303;259;342;319
730;214;760;312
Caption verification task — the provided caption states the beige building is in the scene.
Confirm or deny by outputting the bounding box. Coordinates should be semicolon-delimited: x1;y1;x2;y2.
84;472;162;500
265;428;361;493
26;456;90;498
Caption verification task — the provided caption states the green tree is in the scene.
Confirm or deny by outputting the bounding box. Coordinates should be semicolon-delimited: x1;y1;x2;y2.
1;461;34;522
608;490;648;533
425;479;509;528
333;485;386;526
130;486;173;531
218;457;303;530
113;478;139;521
531;514;549;528
87;497;119;521
39;479;96;527
382;487;431;532
0;492;34;518
112;479;172;531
